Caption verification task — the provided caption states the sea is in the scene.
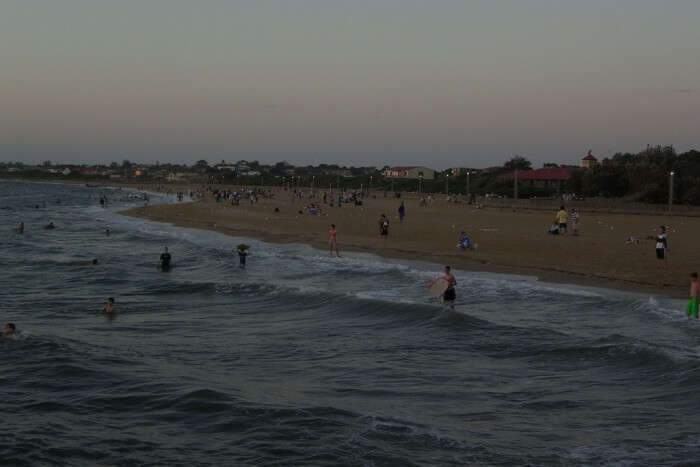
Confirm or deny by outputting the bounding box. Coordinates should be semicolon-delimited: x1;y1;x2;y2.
1;180;699;466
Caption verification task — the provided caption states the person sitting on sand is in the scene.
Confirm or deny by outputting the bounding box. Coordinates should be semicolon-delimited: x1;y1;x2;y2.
686;272;698;320
457;231;471;250
1;323;16;338
100;298;115;313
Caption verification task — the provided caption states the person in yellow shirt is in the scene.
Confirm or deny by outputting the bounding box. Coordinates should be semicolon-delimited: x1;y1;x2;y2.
555;206;568;235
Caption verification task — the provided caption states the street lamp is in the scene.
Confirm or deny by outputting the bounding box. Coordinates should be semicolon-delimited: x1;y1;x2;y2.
465;171;471;197
445;173;450;195
419;174;423;193
669;171;675;211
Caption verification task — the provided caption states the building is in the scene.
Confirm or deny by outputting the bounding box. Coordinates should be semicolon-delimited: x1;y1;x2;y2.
382;166;435;180
505;167;580;192
582;150;598;169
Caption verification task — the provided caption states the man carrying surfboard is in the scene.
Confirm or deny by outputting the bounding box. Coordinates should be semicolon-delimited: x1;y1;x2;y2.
429;266;457;308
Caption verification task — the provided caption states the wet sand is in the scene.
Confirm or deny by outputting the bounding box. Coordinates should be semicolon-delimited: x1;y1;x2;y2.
118;186;700;297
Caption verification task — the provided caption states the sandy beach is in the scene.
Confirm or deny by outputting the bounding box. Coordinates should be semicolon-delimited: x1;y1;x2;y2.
119;186;700;297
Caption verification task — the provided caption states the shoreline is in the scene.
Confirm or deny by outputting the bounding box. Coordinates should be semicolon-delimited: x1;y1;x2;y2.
119;201;688;298
3;179;691;298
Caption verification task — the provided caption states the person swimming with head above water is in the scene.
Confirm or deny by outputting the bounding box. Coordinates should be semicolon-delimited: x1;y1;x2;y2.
1;323;16;338
100;298;115;313
44;221;56;229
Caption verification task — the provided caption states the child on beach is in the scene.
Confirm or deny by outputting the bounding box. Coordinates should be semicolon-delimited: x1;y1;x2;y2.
571;208;580;236
687;273;698;319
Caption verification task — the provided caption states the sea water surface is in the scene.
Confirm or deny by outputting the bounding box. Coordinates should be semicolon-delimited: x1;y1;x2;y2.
1;180;699;466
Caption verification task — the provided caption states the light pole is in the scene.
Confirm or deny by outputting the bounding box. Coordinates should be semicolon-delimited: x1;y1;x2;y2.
669;171;675;212
465;171;471;198
514;169;519;200
369;175;373;192
311;176;315;190
445;174;449;195
419;174;423;193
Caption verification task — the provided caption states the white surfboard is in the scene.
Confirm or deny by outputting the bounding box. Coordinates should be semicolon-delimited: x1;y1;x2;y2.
428;277;449;297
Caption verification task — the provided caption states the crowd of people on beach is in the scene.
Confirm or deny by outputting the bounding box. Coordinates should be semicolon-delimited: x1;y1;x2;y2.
6;183;698;334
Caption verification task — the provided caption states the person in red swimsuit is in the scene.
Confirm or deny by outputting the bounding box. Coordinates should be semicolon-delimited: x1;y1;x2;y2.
328;224;341;257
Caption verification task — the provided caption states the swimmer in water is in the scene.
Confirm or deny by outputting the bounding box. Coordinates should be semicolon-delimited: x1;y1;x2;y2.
105;228;110;236
237;245;248;269
1;323;16;338
160;247;172;270
45;221;55;229
17;222;24;234
100;298;115;313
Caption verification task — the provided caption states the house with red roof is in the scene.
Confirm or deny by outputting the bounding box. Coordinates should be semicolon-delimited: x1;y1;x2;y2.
382;166;435;180
582;150;598;169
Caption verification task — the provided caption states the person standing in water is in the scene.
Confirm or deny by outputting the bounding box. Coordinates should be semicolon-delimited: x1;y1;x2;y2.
328;224;340;257
17;222;24;234
441;266;457;307
236;245;249;269
686;272;698;320
159;247;172;270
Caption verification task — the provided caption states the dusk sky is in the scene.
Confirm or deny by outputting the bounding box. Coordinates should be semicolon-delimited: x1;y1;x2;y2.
1;1;698;169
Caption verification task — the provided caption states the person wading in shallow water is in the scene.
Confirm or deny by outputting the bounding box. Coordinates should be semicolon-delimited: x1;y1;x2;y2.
159;247;172;270
441;265;457;308
328;224;341;257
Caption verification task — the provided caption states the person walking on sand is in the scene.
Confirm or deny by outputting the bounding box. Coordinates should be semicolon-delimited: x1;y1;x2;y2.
328;224;341;257
554;206;568;235
378;214;389;238
686;272;698;319
398;202;406;223
655;225;668;266
571;208;580;236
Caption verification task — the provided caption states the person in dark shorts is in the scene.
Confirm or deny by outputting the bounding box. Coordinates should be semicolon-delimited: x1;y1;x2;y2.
655;226;668;261
237;245;249;269
442;266;457;305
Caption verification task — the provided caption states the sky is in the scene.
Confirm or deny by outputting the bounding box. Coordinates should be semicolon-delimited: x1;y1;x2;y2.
1;0;699;169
